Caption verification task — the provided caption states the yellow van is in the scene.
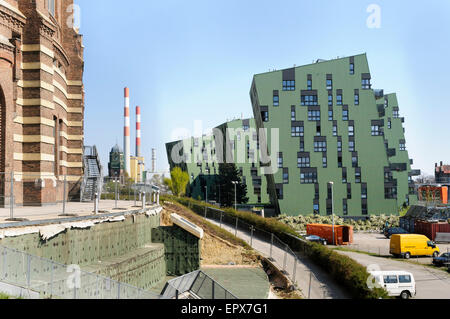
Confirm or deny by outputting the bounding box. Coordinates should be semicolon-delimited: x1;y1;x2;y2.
390;234;440;259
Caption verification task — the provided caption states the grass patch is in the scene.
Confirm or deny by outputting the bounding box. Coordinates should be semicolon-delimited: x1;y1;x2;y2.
0;293;12;299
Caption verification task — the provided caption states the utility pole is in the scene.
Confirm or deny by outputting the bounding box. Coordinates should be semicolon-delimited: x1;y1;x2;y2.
232;181;238;211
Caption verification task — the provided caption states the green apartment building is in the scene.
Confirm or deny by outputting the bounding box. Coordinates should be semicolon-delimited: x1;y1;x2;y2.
250;53;419;217
166;118;270;206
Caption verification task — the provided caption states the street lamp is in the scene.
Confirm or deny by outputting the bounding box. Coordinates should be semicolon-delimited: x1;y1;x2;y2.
328;181;335;245
232;181;238;211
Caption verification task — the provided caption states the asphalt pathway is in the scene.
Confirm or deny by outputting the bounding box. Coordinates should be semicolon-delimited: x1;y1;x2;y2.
205;217;350;299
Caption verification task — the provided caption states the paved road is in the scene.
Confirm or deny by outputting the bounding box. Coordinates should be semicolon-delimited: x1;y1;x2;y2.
205;217;350;299
337;250;450;299
349;232;450;265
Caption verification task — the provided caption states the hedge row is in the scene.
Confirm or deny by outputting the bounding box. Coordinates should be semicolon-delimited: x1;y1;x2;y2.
162;195;389;299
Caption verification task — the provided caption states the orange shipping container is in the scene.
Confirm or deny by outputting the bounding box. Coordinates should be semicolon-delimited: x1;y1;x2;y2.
306;224;354;246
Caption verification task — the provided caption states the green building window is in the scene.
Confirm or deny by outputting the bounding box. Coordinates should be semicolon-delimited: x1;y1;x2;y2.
301;172;317;184
393;109;399;118
261;111;269;122
347;183;352;199
308;110;320;121
350;63;355;75
328;93;333;106
349;140;355;152
362;202;368;215
371;125;381;136
399;142;406;151
337;91;343;105
323;155;327;168
314;141;327;152
328;110;333;121
361;183;368;199
348;125;354;136
355;168;361;183
291;106;296;121
342;168;347;183
343;200;348;216
362;79;371;89
307;79;312;90
343;110;349;121
326;79;333;90
283;80;295;91
301;95;318;106
297;155;310;168
313;203;320;215
352;155;358;168
273;95;279;106
278;153;283;168
283;168;289;184
337;140;342;152
354;93;359;105
291;125;304;137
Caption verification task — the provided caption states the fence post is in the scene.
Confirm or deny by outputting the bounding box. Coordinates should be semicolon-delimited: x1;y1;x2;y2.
250;226;254;247
118;282;121;299
50;264;54;297
114;177;118;209
220;212;223;228
269;234;274;261
10;171;14;220
308;271;312;299
62;175;67;215
134;186;136;206
94;193;99;215
292;257;297;284
26;254;31;288
283;245;288;273
212;281;215;299
235;218;238;237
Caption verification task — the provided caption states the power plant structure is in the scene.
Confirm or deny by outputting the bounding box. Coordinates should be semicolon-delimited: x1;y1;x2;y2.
109;87;149;183
124;87;131;177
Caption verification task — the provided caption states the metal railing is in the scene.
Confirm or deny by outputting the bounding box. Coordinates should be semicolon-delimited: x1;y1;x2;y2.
177;200;325;298
0;245;161;299
161;270;238;300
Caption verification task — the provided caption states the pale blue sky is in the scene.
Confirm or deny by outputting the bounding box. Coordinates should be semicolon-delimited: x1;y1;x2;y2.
78;0;450;176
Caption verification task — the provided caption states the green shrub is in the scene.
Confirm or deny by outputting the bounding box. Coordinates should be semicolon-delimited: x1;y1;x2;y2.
162;195;389;299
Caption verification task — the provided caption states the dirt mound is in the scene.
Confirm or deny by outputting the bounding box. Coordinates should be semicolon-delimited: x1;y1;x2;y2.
161;204;259;266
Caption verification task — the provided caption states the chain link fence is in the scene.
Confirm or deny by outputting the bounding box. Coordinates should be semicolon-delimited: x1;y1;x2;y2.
0;245;161;299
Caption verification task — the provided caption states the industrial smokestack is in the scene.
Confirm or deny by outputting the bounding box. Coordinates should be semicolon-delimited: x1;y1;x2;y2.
152;148;156;173
136;106;141;157
124;87;131;176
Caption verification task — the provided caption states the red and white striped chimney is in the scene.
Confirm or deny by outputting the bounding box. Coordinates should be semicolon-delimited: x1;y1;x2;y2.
136;106;141;157
124;87;131;176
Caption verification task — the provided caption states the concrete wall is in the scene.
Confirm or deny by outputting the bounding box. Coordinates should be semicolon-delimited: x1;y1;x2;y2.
0;210;201;290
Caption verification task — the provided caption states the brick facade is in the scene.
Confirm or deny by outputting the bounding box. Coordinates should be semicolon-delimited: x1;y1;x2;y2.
0;0;84;205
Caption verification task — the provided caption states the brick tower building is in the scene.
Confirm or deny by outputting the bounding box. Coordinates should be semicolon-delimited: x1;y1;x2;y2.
0;0;84;205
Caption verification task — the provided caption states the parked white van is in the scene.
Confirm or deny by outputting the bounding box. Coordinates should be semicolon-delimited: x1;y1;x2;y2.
369;271;416;299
